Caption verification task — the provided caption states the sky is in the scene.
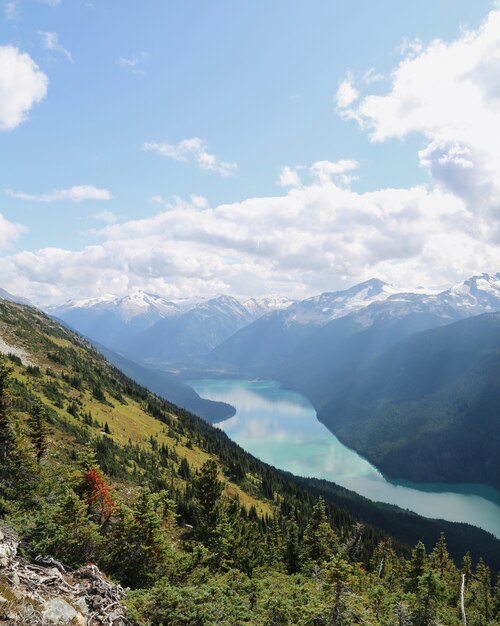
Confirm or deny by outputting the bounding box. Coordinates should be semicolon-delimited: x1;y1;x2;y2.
1;0;499;304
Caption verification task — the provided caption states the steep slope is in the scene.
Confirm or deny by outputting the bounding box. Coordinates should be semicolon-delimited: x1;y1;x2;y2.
211;278;398;374
209;273;500;378
0;298;498;573
277;293;460;405
96;342;235;423
313;313;500;489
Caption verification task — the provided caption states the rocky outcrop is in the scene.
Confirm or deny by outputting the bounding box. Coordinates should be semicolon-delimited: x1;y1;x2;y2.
0;524;132;625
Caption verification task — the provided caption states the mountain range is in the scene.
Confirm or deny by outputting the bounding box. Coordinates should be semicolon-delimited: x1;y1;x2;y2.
42;272;500;489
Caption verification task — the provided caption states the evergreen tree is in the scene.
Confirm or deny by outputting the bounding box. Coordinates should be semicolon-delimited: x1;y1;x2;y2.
430;532;451;580
0;362;14;464
0;361;33;509
192;459;224;540
105;489;172;588
412;570;445;626
27;399;49;463
283;517;300;574
406;541;427;593
178;456;191;479
48;490;102;567
301;497;338;566
325;553;353;626
474;558;492;622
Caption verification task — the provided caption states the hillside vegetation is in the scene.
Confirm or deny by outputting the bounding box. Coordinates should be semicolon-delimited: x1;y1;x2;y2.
0;299;499;625
312;313;500;490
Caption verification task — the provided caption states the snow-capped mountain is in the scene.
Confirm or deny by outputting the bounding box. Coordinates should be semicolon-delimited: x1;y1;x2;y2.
47;291;181;348
209;273;500;375
439;272;500;315
119;294;258;364
280;278;398;327
243;295;295;317
50;291;180;322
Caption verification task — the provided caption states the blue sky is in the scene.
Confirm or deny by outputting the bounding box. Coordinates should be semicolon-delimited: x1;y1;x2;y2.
0;0;499;302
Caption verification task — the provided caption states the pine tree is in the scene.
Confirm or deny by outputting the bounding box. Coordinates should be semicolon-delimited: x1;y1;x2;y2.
283;517;300;574
430;532;450;580
0;362;16;465
325;553;353;626
0;361;33;508
192;459;224;540
475;558;492;622
412;570;445;626
27;399;49;463
405;541;427;593
301;497;338;566
49;490;102;567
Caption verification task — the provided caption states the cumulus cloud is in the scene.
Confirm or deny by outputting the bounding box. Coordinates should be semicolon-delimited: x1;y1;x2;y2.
335;74;359;108
0;213;26;250
277;166;301;188
7;185;111;202
343;9;500;225
0;172;495;304
310;159;359;185
143;138;237;177
2;9;500;304
39;31;73;63
0;46;48;131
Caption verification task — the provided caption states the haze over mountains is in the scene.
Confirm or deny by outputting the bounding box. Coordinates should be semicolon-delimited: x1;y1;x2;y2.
39;272;500;490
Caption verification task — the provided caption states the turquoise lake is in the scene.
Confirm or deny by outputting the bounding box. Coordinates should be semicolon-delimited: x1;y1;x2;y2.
190;378;500;538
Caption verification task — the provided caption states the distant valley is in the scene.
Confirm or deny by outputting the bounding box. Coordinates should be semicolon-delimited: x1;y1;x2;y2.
44;273;500;491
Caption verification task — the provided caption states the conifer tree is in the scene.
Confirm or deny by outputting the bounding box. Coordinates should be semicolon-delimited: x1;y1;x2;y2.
301;497;338;566
27;399;48;463
412;570;445;626
49;490;102;567
325;553;353;626
0;362;16;465
283;517;300;574
192;459;224;540
474;558;492;622
430;532;450;580
405;541;427;593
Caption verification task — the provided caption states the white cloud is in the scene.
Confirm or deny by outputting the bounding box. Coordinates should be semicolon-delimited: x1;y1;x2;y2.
117;52;148;74
90;210;118;224
0;46;48;131
7;185;111;202
3;9;500;304
344;9;500;226
277;166;301;188
143;137;237;177
362;67;386;85
310;159;359;185
0;213;26;250
0;173;495;304
335;74;359;108
39;31;73;63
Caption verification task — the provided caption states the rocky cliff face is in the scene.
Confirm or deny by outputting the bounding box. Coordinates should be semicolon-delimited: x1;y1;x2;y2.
0;525;131;625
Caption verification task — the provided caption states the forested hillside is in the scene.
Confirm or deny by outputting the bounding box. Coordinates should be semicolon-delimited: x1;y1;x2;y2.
0;299;499;625
312;313;500;489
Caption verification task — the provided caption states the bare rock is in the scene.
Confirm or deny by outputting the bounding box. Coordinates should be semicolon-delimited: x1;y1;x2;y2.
42;597;79;624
